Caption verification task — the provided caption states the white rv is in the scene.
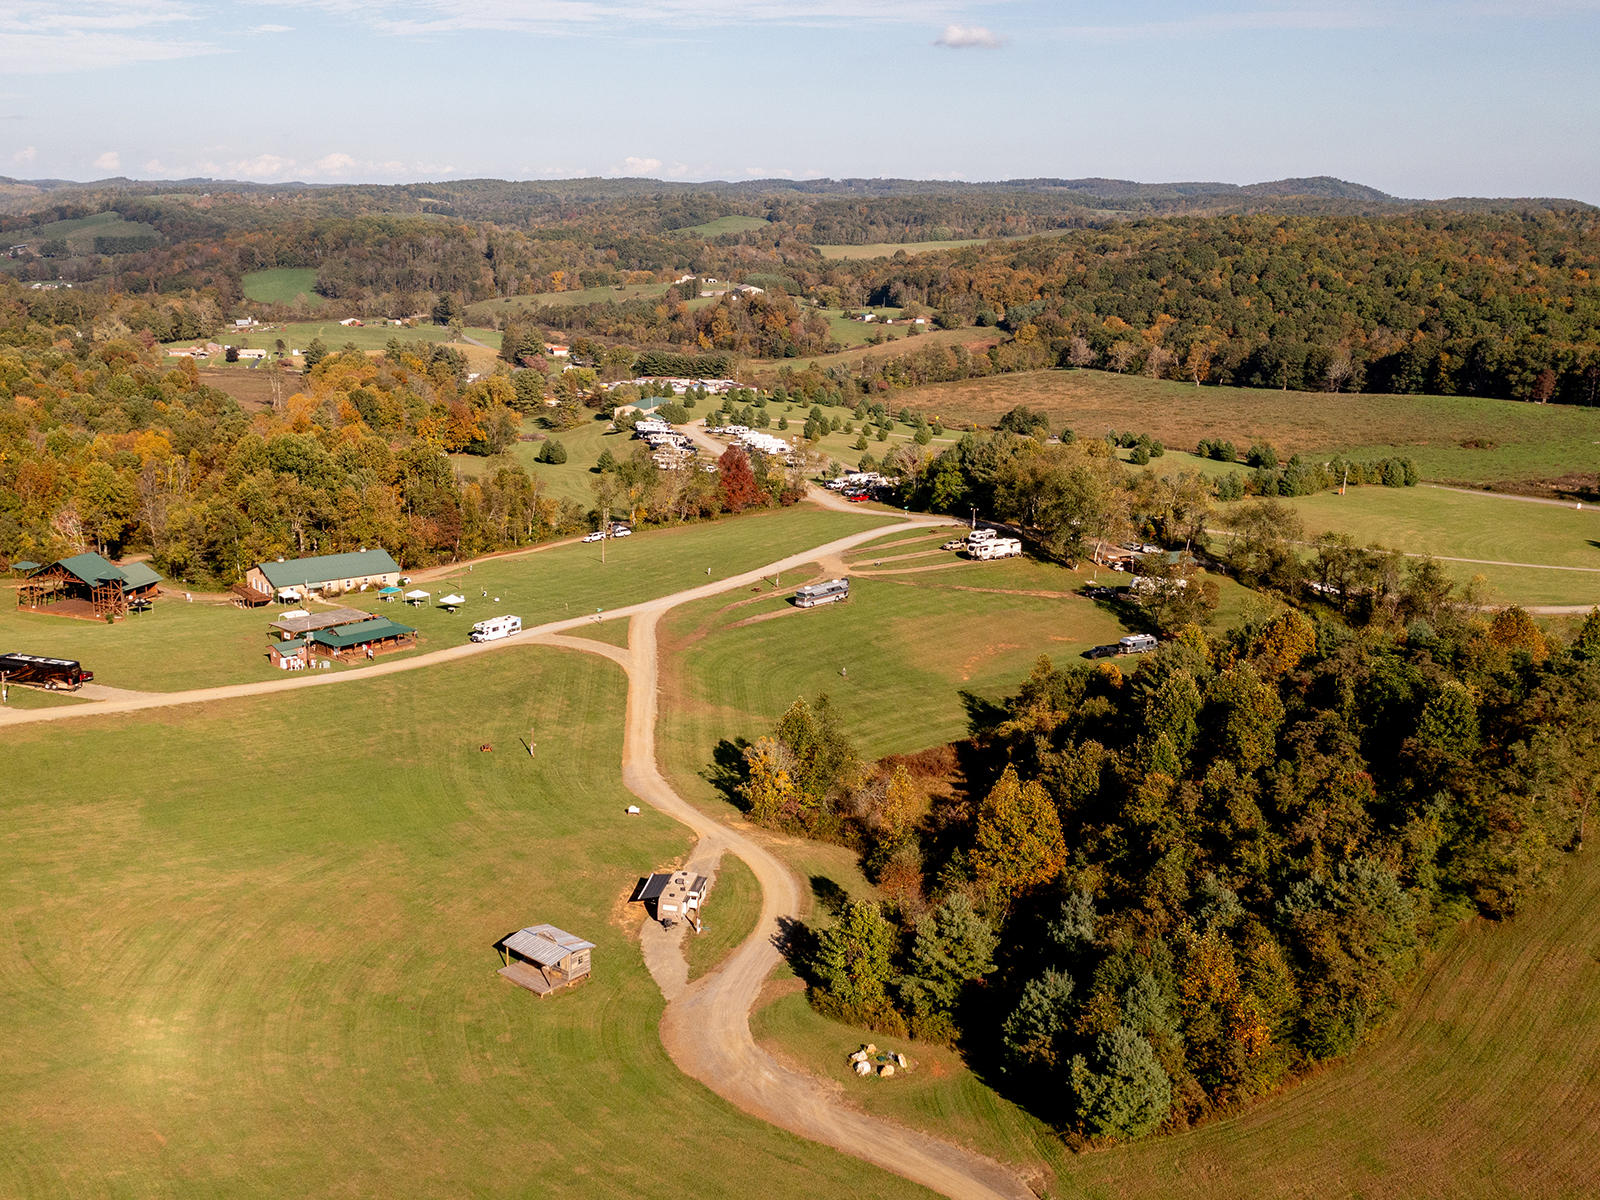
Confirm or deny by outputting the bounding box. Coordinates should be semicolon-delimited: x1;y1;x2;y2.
469;615;523;642
1118;633;1158;655
967;528;998;544
969;537;1022;561
793;578;850;608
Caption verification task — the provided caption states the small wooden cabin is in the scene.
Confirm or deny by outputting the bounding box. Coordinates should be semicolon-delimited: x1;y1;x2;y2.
496;924;594;998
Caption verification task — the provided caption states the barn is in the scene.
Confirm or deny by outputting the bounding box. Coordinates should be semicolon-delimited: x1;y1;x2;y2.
496;925;595;997
240;548;401;605
16;553;162;620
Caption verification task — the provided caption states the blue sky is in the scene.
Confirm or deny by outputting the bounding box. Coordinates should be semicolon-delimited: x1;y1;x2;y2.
3;0;1598;202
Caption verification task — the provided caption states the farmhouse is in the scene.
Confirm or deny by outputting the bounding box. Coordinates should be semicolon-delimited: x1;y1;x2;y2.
16;553;162;620
631;870;710;927
241;548;401;604
496;924;594;997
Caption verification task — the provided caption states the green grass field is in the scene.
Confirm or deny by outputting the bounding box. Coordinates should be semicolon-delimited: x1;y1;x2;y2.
10;210;161;252
759;326;1002;374
683;853;761;983
674;215;769;238
240;268;323;308
0;648;929;1199
895;370;1600;489
451;417;630;508
0;504;893;695
465;283;672;324
1274;486;1600;605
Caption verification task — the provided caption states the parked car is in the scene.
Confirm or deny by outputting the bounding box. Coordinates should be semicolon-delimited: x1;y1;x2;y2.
582;530;606;543
611;526;632;538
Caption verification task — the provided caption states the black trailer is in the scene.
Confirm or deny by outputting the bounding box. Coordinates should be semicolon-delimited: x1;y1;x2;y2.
0;651;93;690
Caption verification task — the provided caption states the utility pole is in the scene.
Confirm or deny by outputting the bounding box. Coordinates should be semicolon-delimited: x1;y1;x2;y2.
970;505;978;532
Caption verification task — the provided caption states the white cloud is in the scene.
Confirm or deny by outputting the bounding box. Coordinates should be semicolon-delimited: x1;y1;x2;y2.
0;1;221;72
314;151;357;173
934;23;1002;48
619;155;663;175
13;145;37;165
247;23;294;34
93;150;121;171
272;0;995;36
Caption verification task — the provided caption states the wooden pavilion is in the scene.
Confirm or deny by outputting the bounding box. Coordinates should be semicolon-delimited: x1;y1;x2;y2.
17;554;162;620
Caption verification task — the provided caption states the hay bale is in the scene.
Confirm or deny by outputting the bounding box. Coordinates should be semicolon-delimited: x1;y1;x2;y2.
849;1050;868;1063
864;1043;877;1054
879;1063;895;1078
853;1060;872;1076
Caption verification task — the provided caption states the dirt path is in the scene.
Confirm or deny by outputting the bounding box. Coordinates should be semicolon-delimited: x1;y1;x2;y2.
530;585;1038;1200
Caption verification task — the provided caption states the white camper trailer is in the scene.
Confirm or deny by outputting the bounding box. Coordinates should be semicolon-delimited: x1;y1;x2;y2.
469;615;523;642
969;537;1022;561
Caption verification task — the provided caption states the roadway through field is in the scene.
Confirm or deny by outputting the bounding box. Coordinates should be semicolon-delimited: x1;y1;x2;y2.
0;493;1035;1198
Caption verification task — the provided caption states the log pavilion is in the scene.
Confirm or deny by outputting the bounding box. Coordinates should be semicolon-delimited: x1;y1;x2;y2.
495;925;594;997
16;553;162;620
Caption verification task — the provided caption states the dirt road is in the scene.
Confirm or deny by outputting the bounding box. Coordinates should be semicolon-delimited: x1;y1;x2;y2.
530;563;1038;1200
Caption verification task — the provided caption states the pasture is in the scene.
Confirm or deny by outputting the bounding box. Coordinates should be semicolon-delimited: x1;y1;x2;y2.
0;648;926;1199
240;267;323;307
450;415;627;507
465;282;672;324
8;210;161;252
1276;486;1600;606
758;326;1002;373
675;215;769;238
893;370;1600;490
815;238;988;260
0;504;892;695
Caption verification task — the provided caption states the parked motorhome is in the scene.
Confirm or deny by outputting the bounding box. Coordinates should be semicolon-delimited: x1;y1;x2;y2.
793;578;850;608
969;537;1022;560
0;651;93;690
470;615;523;642
967;528;997;544
1118;634;1158;655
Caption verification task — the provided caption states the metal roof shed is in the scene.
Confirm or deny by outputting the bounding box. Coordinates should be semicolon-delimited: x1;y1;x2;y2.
497;925;595;997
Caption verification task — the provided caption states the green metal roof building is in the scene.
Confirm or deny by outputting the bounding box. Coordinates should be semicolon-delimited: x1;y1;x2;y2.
246;548;401;597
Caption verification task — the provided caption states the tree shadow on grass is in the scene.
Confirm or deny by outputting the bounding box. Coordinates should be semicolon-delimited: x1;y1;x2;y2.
703;736;751;807
809;875;850;919
958;688;1008;738
772;915;819;985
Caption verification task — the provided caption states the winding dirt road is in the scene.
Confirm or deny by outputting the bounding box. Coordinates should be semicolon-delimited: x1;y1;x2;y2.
4;463;1029;1194
531;578;1037;1200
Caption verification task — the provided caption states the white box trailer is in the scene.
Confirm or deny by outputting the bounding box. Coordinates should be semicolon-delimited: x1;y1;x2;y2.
469;615;523;642
969;537;1022;560
1118;633;1158;654
967;528;997;544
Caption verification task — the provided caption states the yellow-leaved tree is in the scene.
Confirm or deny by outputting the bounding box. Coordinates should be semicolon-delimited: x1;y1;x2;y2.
973;765;1066;909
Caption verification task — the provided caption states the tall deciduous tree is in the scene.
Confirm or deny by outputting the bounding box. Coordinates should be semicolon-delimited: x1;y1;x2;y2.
973;765;1067;907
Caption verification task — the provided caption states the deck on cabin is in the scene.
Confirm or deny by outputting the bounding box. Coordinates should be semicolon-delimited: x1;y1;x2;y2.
498;960;587;998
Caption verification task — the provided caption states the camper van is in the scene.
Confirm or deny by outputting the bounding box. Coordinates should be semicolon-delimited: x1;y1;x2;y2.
469;615;523;643
969;537;1022;561
1118;633;1158;655
793;578;850;608
967;528;998;545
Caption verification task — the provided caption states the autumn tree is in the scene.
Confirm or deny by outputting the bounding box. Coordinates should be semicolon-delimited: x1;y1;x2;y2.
717;445;764;513
972;765;1067;908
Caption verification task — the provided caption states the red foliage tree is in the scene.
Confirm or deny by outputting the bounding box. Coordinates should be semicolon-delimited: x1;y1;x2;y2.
717;445;764;513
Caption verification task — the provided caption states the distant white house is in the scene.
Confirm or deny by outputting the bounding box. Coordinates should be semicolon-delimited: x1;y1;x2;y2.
236;348;268;359
544;343;570;358
338;317;363;327
234;317;257;329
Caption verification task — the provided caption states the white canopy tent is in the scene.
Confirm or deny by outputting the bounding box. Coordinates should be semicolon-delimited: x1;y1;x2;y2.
438;593;466;612
403;588;430;607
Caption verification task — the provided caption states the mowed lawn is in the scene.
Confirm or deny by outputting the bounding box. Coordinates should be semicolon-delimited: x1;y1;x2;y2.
754;840;1600;1200
451;417;637;508
1265;486;1600;606
893;370;1600;486
0;504;893;694
240;268;323;307
0;649;929;1199
654;550;1138;800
